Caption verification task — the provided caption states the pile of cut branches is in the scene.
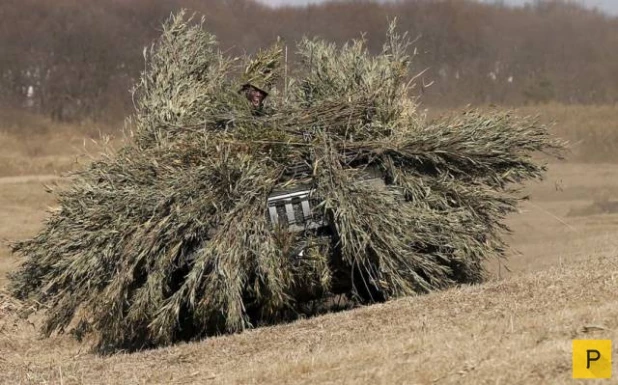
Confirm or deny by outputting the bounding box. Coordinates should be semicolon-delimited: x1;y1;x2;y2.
9;12;563;352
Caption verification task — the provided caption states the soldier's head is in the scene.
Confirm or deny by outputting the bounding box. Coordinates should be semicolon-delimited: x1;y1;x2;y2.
241;84;268;108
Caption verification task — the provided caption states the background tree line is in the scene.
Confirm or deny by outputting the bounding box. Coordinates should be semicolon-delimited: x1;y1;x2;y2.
1;0;617;123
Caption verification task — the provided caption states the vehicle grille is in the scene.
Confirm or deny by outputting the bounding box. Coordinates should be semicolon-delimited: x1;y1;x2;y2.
267;188;326;232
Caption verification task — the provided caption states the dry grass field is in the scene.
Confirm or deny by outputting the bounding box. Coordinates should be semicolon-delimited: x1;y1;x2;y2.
1;104;617;384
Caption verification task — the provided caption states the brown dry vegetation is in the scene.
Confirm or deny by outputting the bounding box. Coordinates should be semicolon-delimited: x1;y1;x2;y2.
2;0;618;123
515;104;618;163
1;104;617;383
0;109;126;177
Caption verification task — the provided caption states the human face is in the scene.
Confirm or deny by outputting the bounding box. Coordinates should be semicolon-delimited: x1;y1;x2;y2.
247;87;266;108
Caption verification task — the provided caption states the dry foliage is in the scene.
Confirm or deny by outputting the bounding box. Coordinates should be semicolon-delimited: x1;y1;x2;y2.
9;13;563;352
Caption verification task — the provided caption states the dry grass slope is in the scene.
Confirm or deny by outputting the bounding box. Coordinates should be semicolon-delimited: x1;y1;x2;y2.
1;255;616;384
0;108;123;178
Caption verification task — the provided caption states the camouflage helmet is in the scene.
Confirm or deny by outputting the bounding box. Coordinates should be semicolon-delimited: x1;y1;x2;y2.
239;78;269;97
240;38;283;96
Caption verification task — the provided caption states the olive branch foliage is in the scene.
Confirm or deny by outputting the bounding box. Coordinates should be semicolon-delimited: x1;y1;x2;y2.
9;11;564;352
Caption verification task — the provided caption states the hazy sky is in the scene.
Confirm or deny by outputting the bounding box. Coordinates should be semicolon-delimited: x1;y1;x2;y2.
257;0;618;15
